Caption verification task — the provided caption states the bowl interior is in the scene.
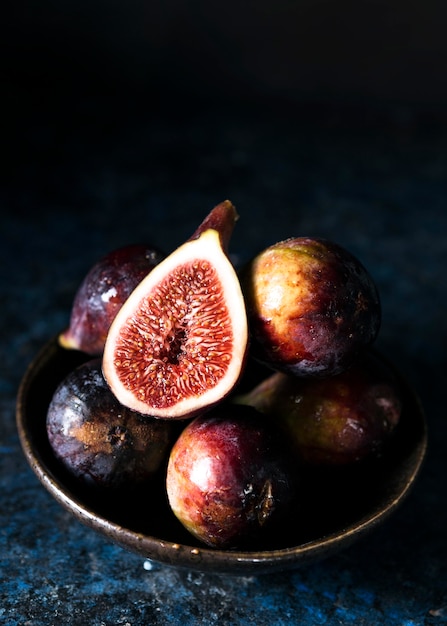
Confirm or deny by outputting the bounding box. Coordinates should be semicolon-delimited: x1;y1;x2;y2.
16;337;427;575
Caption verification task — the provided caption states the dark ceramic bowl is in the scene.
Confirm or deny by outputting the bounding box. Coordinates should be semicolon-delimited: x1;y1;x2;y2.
16;336;427;575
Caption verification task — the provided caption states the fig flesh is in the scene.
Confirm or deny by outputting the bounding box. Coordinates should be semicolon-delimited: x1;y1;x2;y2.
60;244;164;355
166;404;295;548
236;354;402;466
241;237;381;377
103;201;248;419
46;359;176;489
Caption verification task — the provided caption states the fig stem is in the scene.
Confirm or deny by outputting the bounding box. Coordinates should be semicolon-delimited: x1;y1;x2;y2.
189;200;238;252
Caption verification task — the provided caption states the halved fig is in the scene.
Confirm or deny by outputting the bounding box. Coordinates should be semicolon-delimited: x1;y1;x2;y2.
102;201;248;419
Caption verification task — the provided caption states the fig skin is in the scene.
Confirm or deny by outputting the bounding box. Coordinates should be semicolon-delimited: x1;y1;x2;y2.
241;237;381;377
236;355;402;466
102;201;248;420
59;244;165;356
46;359;176;489
166;404;295;548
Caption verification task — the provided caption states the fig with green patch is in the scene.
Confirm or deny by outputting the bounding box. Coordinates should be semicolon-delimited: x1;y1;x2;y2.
236;355;402;466
241;237;381;377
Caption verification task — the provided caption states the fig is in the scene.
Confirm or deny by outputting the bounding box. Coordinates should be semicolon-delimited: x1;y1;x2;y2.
46;359;176;489
241;237;381;377
102;200;248;419
59;244;165;355
236;355;402;465
166;404;295;548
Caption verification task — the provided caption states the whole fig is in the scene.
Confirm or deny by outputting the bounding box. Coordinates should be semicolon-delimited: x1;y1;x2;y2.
60;244;165;356
166;404;295;548
241;237;381;377
46;359;176;489
236;355;402;466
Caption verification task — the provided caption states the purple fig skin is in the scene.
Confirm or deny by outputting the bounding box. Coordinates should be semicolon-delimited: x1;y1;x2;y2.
59;244;165;356
46;359;176;489
166;405;295;548
236;355;402;466
241;237;381;377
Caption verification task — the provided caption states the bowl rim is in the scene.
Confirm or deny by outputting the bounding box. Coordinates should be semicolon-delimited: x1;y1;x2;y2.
16;336;428;575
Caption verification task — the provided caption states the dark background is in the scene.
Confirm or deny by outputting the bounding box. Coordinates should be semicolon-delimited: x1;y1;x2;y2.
2;3;446;624
4;1;447;105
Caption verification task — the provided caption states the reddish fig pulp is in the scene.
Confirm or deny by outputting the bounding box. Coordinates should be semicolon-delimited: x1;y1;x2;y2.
241;237;381;377
103;201;248;419
166;405;295;548
46;359;176;488
60;244;164;355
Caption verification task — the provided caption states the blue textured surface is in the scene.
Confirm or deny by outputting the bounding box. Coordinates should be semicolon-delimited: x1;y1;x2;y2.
2;89;447;624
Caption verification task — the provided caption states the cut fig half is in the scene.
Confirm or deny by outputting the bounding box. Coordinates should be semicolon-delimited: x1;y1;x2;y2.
102;202;248;419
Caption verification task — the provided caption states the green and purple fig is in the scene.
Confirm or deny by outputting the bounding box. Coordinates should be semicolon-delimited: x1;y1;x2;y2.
59;244;165;356
103;201;248;420
241;237;381;377
46;359;176;489
166;404;295;548
236;355;402;466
